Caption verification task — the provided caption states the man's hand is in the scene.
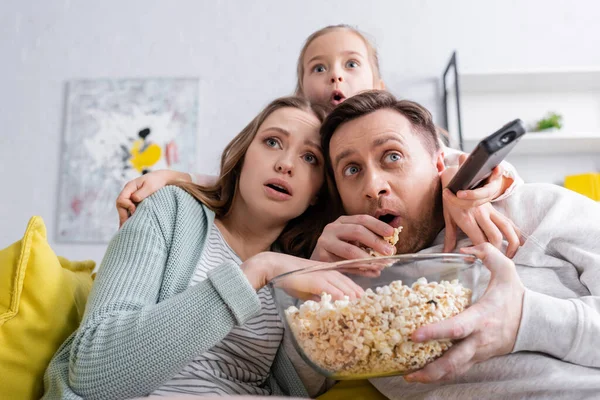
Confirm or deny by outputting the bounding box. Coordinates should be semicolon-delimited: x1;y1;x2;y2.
310;215;396;262
404;243;525;383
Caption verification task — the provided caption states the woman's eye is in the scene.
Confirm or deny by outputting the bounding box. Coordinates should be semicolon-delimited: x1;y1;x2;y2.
343;165;360;176
265;138;281;148
384;152;403;163
303;153;318;164
313;64;326;73
346;60;359;68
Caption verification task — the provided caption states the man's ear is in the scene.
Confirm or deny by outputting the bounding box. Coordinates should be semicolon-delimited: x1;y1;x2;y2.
435;149;446;173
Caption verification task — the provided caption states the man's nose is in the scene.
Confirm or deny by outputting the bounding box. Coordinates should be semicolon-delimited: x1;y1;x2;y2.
364;171;390;199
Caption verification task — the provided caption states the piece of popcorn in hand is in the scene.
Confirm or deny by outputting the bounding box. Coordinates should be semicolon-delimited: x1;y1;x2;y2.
364;226;403;257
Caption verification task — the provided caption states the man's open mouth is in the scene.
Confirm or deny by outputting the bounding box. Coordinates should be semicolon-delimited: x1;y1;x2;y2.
377;213;402;229
378;214;395;224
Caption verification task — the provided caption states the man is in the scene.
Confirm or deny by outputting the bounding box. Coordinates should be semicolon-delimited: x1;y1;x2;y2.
311;90;600;399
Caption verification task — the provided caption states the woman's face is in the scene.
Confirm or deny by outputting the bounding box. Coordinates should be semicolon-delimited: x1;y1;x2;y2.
237;107;324;224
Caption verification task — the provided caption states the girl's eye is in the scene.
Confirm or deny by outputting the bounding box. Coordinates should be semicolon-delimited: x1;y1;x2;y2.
265;138;281;149
384;152;403;163
313;64;326;73
303;153;318;165
343;165;360;176
346;60;359;68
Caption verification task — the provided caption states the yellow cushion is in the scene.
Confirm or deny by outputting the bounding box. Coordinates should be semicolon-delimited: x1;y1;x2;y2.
318;380;388;400
0;216;94;399
564;172;600;201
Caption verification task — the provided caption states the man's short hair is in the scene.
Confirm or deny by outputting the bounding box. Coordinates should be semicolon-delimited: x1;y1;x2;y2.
320;90;441;174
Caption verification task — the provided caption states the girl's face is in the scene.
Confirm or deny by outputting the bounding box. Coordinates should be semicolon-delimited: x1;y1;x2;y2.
237;107;324;223
301;29;383;108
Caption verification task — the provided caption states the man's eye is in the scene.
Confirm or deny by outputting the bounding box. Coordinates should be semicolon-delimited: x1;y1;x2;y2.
303;153;318;164
346;60;359;68
384;153;403;163
265;138;280;148
343;165;360;176
313;64;326;73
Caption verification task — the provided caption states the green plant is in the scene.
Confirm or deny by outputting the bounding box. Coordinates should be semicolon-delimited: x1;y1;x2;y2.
534;112;563;131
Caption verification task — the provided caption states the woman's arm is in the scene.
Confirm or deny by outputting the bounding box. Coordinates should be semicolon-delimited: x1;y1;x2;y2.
69;190;263;399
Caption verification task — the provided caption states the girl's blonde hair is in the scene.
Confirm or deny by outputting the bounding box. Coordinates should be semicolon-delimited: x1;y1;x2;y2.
175;96;332;258
295;24;382;97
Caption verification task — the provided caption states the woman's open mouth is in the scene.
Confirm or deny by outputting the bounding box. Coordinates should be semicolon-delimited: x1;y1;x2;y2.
266;183;289;195
264;179;293;201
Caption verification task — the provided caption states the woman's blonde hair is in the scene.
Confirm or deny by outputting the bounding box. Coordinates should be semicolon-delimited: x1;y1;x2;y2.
294;24;382;97
175;96;332;258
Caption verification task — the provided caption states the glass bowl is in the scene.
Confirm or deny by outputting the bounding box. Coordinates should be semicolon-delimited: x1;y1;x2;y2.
269;253;483;380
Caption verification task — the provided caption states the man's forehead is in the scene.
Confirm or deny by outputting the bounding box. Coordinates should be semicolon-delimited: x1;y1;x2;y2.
330;109;415;153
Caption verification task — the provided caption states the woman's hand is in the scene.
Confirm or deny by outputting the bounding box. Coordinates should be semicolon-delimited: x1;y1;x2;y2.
440;156;522;257
241;252;364;301
116;170;191;227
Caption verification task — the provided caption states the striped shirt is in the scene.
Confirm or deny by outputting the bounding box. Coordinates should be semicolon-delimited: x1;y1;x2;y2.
154;223;284;396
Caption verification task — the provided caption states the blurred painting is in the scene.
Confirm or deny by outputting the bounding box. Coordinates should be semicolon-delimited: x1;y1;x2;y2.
57;78;198;242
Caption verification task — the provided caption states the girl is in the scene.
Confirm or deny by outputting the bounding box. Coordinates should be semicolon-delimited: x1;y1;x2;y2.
43;97;361;399
115;25;522;254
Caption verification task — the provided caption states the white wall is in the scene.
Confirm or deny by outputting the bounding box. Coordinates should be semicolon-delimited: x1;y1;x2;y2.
2;0;600;263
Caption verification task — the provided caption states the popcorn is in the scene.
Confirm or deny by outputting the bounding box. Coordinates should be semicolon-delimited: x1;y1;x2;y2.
365;226;403;257
285;278;471;377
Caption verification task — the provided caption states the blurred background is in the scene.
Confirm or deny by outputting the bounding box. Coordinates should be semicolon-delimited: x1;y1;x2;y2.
2;0;599;263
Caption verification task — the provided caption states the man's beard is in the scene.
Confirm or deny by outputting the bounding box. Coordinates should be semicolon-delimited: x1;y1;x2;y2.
395;178;444;255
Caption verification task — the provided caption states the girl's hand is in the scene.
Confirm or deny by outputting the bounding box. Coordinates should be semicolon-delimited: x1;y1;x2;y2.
116;170;191;227
446;154;513;209
242;252;364;301
440;157;522;257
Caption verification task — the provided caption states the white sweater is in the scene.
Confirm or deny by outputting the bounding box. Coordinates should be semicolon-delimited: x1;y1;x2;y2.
371;183;600;399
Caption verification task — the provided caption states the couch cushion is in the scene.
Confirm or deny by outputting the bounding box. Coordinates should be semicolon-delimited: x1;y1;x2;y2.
0;216;94;399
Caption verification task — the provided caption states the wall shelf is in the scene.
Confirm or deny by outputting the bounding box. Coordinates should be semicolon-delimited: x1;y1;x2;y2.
463;132;600;155
442;56;600;184
458;68;600;93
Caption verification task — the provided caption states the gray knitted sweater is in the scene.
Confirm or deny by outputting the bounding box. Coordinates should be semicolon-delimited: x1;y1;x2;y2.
42;186;308;399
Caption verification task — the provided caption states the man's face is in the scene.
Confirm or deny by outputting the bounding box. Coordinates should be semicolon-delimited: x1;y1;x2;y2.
329;108;445;254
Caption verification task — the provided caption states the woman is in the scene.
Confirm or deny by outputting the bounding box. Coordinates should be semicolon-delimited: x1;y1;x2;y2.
43;97;362;399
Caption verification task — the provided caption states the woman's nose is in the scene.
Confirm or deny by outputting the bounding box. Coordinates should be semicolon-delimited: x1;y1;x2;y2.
275;158;293;176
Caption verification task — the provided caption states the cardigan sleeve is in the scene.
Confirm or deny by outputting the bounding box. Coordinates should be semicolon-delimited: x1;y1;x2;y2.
50;188;262;399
